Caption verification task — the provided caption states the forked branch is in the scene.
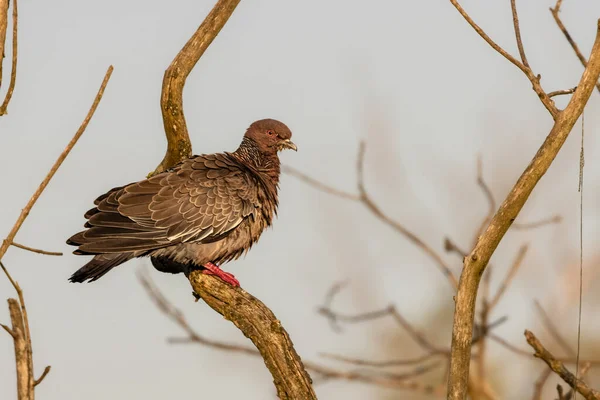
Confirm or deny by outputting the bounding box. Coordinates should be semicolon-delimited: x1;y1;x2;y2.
447;16;600;400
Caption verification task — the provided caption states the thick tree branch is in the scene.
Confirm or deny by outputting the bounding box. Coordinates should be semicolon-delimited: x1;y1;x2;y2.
525;330;600;400
447;20;600;400
188;270;316;399
0;66;113;261
0;0;16;115
152;0;241;176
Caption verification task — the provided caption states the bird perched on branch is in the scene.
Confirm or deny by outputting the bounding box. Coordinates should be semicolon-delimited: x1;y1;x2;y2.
67;119;296;287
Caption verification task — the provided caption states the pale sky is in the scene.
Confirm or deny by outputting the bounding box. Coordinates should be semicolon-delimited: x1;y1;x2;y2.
2;1;600;399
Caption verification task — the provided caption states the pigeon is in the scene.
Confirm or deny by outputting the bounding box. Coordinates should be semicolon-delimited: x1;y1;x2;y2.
67;119;296;286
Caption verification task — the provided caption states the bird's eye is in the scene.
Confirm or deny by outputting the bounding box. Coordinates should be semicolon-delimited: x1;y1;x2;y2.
267;130;274;136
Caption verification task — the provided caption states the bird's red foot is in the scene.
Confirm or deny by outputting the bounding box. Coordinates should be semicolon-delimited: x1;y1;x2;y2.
202;262;240;287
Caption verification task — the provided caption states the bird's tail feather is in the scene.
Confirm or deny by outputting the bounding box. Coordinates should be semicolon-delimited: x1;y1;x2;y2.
69;253;133;283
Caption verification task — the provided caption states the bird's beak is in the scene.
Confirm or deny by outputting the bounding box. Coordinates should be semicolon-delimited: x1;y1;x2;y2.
279;139;297;151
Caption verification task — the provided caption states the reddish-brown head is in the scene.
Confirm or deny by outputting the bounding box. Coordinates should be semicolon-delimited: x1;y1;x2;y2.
244;119;297;155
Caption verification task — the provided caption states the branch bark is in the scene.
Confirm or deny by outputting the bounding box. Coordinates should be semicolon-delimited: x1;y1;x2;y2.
189;271;316;399
525;330;600;400
0;0;17;115
0;0;8;87
152;0;241;176
7;298;30;400
447;20;600;400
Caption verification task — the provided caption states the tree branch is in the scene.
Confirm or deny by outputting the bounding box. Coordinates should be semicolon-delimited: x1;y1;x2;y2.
152;0;241;176
0;66;113;262
0;0;8;88
447;19;600;400
550;1;600;94
525;330;600;400
188;270;316;399
7;298;30;400
0;0;17;115
11;242;62;256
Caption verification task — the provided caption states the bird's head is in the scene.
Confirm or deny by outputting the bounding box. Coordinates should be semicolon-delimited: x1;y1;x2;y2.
244;119;297;155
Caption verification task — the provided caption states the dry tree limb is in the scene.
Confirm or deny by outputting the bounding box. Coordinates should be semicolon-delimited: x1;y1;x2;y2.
0;0;8;86
148;0;317;397
11;242;62;256
449;0;559;119
525;330;600;400
152;0;241;176
532;367;552;400
188;271;316;399
7;298;30;400
0;0;17;115
2;261;51;400
0;66;113;261
140;271;445;396
446;17;600;400
550;1;600;94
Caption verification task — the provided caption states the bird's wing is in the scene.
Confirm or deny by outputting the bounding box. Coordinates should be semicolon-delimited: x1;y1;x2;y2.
69;154;259;253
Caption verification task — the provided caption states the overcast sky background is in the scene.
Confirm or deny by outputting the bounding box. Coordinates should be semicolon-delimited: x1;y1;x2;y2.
2;1;600;399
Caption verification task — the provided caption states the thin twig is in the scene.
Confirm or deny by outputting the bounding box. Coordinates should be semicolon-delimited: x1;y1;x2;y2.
534;300;576;358
11;242;62;256
0;66;113;261
447;19;600;400
139;270;446;396
550;1;600;94
356;142;458;288
473;156;496;247
512;215;562;229
282;165;360;200
34;365;51;386
549;87;578;98
0;0;16;115
488;244;529;310
319;352;440;368
0;0;8;87
510;0;530;68
525;330;600;400
532;367;552;400
449;0;558;118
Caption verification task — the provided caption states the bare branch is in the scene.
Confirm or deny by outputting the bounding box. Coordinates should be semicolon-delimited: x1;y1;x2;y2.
1;322;15;339
534;300;576;358
488;244;528;310
356;142;458;288
0;66;113;261
449;0;559;118
548;87;578;98
510;0;529;68
0;0;8;87
320;352;440;368
188;270;316;399
140;270;445;396
282;165;360;200
444;237;468;259
525;330;600;400
550;1;600;94
152;0;241;175
532;367;552;400
7;298;30;400
0;0;16;115
11;242;62;256
472;156;496;247
447;20;600;400
512;215;562;229
34;365;51;387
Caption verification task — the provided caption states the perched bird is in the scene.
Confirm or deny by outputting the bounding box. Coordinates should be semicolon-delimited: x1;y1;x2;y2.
67;119;296;286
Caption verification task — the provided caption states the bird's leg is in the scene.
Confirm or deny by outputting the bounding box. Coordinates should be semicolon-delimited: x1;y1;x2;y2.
202;262;240;287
